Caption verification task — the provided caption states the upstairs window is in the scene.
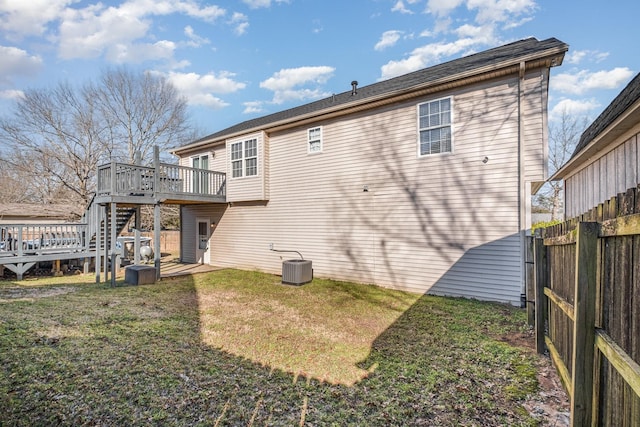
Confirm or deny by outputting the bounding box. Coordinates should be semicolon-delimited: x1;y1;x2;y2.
308;126;322;154
231;138;258;178
418;97;452;156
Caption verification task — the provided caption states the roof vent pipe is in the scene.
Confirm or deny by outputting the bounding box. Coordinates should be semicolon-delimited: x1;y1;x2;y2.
351;80;358;96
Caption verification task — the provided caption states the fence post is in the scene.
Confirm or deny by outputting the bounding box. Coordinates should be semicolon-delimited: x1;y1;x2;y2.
534;230;548;355
526;235;535;326
570;221;599;427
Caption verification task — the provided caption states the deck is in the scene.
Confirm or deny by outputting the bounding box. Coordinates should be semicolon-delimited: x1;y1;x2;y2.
95;161;226;205
1;153;226;280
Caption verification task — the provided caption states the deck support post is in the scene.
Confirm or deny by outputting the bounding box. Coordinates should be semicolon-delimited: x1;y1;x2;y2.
103;205;109;283
134;207;141;265
110;202;117;287
154;203;161;280
95;205;101;283
53;259;63;277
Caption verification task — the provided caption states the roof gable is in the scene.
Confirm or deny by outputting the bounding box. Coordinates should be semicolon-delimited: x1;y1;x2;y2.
551;72;640;180
176;37;567;154
572;72;640;157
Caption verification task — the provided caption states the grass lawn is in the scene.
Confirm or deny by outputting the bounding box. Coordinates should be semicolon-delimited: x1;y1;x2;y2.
1;269;551;426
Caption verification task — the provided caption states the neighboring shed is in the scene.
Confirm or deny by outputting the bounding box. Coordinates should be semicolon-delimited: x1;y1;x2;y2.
0;203;82;224
551;72;640;217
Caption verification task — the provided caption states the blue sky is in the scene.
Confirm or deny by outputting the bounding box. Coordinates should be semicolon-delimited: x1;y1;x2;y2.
0;0;638;137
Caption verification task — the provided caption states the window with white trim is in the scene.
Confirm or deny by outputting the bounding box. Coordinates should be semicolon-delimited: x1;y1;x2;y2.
308;126;322;153
230;138;258;178
418;97;452;156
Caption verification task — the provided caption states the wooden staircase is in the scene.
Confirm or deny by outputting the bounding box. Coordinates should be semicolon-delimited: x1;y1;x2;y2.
82;197;137;252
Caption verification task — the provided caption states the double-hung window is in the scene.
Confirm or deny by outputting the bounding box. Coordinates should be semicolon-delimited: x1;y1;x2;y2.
308;126;322;153
418;97;452;156
231;138;258;178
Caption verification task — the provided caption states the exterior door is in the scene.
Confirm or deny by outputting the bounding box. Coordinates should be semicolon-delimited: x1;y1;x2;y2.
192;155;209;194
195;218;210;264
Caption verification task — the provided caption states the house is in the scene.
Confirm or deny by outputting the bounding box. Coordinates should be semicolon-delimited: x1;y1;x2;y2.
0;203;81;224
551;72;640;218
172;37;568;305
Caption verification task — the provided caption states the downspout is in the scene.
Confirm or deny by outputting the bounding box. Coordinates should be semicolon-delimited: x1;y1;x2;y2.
518;61;527;307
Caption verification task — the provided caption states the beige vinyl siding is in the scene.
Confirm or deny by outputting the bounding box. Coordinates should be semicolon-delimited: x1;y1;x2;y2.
522;69;549;182
195;76;529;304
564;131;640;217
180;204;227;263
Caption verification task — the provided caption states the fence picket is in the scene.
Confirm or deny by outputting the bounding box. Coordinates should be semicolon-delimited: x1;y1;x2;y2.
535;186;640;426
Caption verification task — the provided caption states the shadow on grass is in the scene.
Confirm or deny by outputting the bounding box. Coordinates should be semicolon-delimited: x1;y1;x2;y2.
0;270;537;426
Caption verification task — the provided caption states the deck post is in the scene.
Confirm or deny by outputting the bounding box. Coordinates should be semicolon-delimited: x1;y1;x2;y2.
153;146;161;280
110;161;116;196
103;205;109;282
110;202;117;287
95;205;101;283
154;203;161;280
134;207;141;265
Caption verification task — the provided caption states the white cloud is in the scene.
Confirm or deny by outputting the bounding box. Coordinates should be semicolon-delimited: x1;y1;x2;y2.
0;89;25;100
0;0;73;38
391;0;414;14
55;0;226;61
382;0;536;80
552;68;635;95
107;40;177;64
375;30;404;51
120;0;225;23
380;38;478;79
184;25;210;47
312;19;323;34
567;50;609;65
427;0;464;16
230;12;249;35
549;98;600;122
243;101;266;114
0;46;43;84
164;70;246;108
242;0;290;9
260;66;334;91
260;66;335;104
467;0;537;25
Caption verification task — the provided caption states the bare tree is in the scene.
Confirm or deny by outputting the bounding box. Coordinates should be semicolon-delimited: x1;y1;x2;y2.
0;68;193;208
91;68;190;164
0;82;106;204
535;108;589;220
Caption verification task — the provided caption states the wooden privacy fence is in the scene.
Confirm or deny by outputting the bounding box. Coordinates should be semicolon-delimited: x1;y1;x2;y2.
534;187;640;426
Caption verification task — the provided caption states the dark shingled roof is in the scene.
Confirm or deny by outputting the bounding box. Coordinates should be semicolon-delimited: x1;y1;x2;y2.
182;37;567;149
0;204;82;221
571;72;640;157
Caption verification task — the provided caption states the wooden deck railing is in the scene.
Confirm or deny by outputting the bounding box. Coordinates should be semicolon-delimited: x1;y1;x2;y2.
0;223;88;258
96;162;226;199
157;163;226;196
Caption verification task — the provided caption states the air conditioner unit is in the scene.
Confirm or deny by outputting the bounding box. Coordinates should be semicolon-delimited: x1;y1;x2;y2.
282;259;313;285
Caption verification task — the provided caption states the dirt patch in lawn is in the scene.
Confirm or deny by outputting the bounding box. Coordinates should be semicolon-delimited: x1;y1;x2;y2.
501;329;570;426
0;286;78;303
